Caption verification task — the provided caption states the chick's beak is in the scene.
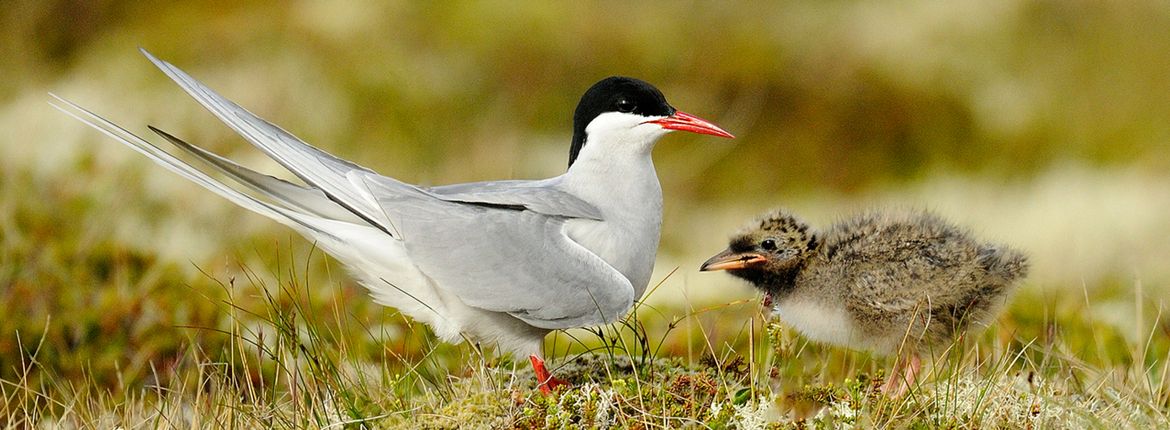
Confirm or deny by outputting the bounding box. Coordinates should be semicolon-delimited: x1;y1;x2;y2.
646;110;735;138
700;248;767;271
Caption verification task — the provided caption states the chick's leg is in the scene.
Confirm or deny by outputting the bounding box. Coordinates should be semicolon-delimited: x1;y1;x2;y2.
880;352;922;397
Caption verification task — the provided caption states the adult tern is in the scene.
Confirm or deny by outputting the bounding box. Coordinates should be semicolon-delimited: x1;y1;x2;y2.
52;49;733;393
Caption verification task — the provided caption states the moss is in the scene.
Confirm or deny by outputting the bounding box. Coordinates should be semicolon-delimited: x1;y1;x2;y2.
411;385;517;429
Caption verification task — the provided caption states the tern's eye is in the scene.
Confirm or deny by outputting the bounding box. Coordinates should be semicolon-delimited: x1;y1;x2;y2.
761;239;777;251
615;98;636;113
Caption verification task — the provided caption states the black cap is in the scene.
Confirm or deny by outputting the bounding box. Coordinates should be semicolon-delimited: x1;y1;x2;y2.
568;77;675;168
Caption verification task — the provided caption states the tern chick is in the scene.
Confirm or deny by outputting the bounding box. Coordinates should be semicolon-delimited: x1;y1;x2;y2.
701;209;1027;396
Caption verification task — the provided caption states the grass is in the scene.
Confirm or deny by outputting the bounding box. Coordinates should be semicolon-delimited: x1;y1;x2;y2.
1;161;1168;428
1;233;1167;428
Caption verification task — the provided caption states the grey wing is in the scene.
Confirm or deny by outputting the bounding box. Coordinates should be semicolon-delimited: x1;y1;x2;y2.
362;174;634;329
429;178;603;220
141;48;399;234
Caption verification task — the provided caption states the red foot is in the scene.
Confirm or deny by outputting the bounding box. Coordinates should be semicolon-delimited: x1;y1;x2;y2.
880;353;922;397
529;355;569;395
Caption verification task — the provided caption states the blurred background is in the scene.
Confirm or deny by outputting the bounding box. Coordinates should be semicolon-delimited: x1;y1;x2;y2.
2;0;1169;390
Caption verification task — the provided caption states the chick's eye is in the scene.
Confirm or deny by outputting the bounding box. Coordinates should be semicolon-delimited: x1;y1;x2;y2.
761;239;777;251
616;98;635;113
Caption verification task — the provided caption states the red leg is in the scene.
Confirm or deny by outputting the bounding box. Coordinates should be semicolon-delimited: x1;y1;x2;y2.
903;353;922;392
880;352;922;397
879;357;903;396
529;355;569;395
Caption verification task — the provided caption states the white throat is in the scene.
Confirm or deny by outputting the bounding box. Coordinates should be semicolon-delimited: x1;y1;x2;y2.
574;112;669;165
562;111;669;206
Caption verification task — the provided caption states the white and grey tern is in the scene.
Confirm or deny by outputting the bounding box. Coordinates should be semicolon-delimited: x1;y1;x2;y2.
51;49;733;393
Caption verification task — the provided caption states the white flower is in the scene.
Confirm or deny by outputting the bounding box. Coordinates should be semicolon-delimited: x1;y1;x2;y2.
733;395;776;430
710;400;724;417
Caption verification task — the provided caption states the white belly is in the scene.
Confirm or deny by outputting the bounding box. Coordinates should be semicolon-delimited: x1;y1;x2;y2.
773;298;860;349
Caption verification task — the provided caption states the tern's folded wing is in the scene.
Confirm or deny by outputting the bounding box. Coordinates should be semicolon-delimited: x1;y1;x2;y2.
360;175;634;329
429;179;603;220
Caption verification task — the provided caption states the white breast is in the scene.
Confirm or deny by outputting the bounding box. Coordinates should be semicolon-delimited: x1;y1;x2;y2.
773;297;860;349
558;145;664;299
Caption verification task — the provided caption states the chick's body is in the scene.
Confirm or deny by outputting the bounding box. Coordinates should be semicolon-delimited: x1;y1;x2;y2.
703;209;1028;394
789;212;1025;354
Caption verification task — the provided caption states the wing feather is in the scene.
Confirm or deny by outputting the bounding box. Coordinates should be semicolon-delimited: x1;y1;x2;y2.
147;126;366;223
48;95;344;241
430;179;603;220
360;173;633;328
140;48;398;234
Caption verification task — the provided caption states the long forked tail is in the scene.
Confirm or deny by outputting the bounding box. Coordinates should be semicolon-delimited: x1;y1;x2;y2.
146;126;365;224
49;94;349;241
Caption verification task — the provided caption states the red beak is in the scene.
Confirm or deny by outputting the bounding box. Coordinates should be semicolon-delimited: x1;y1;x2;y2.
646;111;734;138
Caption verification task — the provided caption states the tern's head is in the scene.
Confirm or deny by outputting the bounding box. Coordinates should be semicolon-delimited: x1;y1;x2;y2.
568;76;733;168
700;209;819;288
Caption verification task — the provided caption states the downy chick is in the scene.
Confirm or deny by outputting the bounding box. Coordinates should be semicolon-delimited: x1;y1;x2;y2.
702;209;1028;396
